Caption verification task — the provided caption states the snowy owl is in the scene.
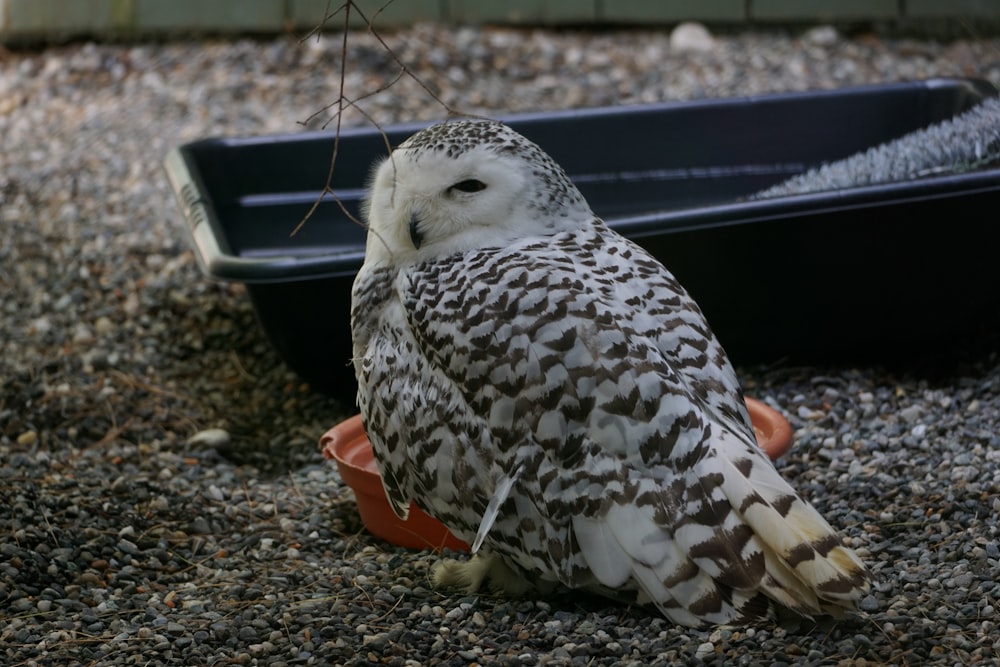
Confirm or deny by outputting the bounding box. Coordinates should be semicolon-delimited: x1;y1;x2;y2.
350;119;869;627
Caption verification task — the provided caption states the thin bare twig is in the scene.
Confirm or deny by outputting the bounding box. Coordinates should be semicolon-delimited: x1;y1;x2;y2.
290;0;477;239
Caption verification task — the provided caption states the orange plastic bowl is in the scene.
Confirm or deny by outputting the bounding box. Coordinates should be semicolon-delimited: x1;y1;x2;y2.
321;415;472;553
321;397;792;552
745;396;795;461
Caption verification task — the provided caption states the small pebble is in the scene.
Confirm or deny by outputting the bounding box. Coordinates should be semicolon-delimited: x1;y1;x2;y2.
187;429;232;448
860;595;879;612
95;316;115;335
804;25;839;46
670;22;715;53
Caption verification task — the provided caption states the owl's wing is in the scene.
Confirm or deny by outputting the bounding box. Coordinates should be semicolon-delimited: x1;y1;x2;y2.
352;264;447;522
591;230;754;438
399;223;866;625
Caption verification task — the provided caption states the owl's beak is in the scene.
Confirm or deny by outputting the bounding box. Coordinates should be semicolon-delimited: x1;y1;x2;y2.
408;213;424;249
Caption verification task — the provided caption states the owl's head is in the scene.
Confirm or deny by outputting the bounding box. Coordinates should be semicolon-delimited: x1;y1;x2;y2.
362;120;592;265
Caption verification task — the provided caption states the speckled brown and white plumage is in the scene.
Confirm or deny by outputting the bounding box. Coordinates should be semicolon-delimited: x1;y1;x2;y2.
350;119;869;627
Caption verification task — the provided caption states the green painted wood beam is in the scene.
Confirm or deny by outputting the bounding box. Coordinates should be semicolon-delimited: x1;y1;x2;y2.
1;0;118;33
751;0;898;21
5;0;999;42
599;0;746;23
133;0;285;31
447;0;595;25
906;0;1000;18
291;0;444;31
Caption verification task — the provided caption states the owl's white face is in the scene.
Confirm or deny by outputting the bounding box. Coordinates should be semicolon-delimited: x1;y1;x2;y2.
362;120;592;266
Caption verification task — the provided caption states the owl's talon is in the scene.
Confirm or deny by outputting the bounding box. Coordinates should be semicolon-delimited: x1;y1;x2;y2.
432;553;533;597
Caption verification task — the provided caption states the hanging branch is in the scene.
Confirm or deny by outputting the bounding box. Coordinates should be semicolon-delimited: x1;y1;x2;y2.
289;0;358;237
290;1;485;238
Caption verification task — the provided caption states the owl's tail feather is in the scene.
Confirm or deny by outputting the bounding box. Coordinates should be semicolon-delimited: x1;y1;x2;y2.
711;431;870;617
572;425;869;627
575;505;766;627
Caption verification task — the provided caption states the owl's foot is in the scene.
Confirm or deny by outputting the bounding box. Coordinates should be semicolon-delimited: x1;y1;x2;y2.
431;553;534;597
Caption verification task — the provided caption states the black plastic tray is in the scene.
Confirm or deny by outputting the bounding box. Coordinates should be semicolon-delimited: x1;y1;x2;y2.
165;78;1000;404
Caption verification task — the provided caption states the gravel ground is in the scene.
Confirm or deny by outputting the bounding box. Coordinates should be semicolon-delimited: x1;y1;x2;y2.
2;21;1000;666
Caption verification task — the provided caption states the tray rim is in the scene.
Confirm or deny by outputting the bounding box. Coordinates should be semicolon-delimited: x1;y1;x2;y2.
164;76;1000;284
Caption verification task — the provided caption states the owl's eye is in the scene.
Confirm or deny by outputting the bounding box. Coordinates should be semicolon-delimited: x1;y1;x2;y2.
450;179;487;193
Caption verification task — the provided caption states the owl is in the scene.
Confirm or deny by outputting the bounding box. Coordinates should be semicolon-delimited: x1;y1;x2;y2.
350;119;869;627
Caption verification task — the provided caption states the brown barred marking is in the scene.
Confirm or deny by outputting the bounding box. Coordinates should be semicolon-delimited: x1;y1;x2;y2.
688;587;726;616
733;457;755;478
819;573;868;594
661;557;701;589
771;494;798;517
717;547;765;589
785;542;819;567
812;533;848;558
738;490;768;514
